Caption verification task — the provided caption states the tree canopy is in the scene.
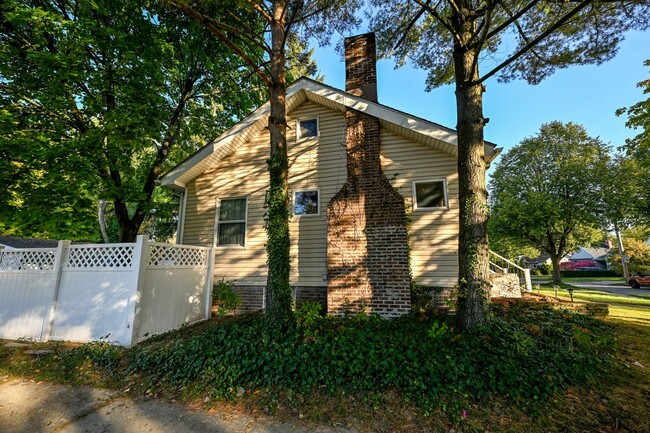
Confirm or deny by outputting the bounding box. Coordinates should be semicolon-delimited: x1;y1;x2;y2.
616;58;650;225
0;0;265;241
489;121;609;283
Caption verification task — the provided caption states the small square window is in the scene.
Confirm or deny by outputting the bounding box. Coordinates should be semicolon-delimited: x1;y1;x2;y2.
294;190;319;215
413;180;448;210
298;118;318;139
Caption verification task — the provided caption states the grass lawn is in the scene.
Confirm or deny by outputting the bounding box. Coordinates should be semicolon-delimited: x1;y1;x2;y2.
536;287;650;306
2;299;650;433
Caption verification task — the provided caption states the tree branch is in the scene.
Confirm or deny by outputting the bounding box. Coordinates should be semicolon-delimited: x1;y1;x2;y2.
477;0;595;85
171;1;272;87
411;0;464;45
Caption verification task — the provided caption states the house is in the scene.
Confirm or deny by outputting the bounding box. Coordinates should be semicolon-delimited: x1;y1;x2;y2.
568;247;610;269
160;33;500;318
0;236;59;250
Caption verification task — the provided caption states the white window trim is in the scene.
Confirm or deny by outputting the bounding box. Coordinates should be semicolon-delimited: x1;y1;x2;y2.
412;179;449;211
293;188;320;217
214;196;248;248
296;116;319;141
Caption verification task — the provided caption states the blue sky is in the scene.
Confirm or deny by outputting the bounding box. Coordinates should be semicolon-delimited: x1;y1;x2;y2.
310;29;649;176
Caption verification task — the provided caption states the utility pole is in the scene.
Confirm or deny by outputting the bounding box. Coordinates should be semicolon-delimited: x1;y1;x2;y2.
614;224;629;279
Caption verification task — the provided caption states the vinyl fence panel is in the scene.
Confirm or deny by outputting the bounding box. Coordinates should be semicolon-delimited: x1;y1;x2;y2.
0;249;58;340
0;236;213;346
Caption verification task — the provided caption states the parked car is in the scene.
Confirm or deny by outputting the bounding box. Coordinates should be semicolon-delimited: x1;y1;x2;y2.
627;272;650;289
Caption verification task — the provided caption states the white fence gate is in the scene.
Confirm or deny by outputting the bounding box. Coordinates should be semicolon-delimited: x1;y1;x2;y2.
0;235;213;346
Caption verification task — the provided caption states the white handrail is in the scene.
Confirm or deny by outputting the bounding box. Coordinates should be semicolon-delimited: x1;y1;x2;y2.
489;250;532;293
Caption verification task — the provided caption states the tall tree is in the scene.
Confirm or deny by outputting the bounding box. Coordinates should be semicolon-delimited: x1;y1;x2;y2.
489;121;608;283
0;0;263;241
616;58;650;224
369;0;650;329
171;0;359;329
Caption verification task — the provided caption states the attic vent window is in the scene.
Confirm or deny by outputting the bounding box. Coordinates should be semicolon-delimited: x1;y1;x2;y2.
298;118;318;139
412;180;448;210
294;190;319;216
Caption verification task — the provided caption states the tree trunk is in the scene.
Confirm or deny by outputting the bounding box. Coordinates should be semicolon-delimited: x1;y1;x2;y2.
98;199;110;243
453;10;491;330
549;254;562;284
263;1;293;329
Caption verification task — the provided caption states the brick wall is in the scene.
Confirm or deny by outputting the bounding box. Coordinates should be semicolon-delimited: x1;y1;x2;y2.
232;285;264;311
294;286;327;313
326;33;411;318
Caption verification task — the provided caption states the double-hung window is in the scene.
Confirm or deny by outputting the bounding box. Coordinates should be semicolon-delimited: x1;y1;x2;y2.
412;180;449;210
216;197;247;246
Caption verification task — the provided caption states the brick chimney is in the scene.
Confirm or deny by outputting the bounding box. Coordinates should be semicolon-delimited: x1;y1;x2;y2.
344;33;378;102
326;33;411;318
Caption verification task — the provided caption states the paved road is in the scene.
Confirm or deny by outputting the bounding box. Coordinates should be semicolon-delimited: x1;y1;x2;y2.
0;377;353;433
569;281;650;297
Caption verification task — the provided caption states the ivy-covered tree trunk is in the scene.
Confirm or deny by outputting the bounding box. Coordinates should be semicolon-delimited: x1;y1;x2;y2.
453;7;491;330
264;1;293;328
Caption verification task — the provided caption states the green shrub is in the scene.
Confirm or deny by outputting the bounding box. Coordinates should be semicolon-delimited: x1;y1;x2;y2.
561;270;618;277
295;302;322;336
538;263;553;275
212;278;242;316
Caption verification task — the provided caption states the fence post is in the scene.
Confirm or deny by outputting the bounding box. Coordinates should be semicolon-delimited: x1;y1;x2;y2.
204;247;215;320
129;235;150;346
43;240;70;341
524;268;532;292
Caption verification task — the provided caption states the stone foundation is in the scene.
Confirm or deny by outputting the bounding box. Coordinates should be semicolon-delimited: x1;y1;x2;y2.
489;273;522;298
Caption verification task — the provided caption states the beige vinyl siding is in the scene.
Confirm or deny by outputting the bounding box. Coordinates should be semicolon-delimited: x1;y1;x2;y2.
182;99;458;288
182;102;346;286
380;130;459;287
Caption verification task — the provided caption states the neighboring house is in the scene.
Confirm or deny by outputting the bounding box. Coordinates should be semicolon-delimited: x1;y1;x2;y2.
569;247;610;269
160;33;500;318
0;236;59;250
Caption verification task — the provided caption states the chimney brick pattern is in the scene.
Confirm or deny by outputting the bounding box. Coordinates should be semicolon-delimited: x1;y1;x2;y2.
326;34;411;318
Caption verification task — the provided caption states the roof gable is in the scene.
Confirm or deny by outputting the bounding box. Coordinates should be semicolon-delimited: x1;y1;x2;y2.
160;77;500;190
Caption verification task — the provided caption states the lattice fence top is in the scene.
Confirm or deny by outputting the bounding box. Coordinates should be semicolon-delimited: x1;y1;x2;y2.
65;245;134;268
0;249;56;271
149;245;208;267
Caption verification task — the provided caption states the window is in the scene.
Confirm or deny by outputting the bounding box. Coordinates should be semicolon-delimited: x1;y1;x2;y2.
412;180;448;210
216;197;247;246
297;118;318;139
293;190;319;216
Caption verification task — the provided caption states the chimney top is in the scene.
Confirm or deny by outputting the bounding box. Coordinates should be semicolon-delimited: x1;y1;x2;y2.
344;33;378;103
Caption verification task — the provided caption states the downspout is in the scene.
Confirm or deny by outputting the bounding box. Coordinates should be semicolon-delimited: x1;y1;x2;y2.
176;187;188;244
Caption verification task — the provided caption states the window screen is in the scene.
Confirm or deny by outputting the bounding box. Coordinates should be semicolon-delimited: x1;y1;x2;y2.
298;119;318;139
217;198;247;246
413;181;447;209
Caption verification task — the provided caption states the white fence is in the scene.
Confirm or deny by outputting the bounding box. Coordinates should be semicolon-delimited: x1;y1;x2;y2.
0;235;213;346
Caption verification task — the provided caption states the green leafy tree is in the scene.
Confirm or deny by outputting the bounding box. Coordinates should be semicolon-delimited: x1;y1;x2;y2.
369;0;650;329
616;59;650;224
0;0;263;241
171;0;360;330
607;238;650;275
489;122;608;283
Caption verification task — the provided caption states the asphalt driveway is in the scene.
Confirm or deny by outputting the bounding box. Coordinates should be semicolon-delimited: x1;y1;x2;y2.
569;281;650;297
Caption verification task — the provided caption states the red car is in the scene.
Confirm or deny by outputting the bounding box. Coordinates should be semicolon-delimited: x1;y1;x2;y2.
627;272;650;289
